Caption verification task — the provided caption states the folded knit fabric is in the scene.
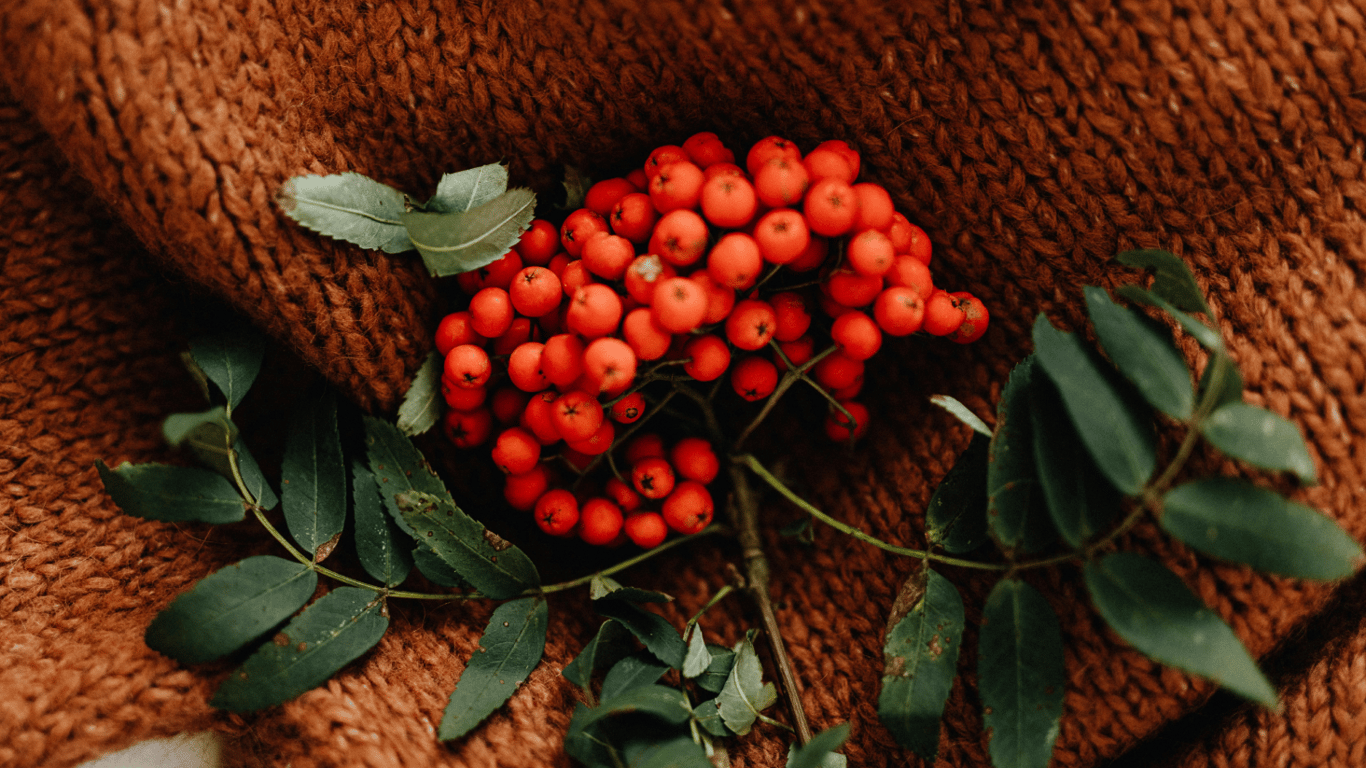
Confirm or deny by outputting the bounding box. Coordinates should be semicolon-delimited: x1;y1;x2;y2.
2;1;1364;767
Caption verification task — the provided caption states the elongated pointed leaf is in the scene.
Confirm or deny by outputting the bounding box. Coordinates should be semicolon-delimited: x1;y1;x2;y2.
693;698;728;737
1200;403;1317;483
1116;285;1224;351
927;433;991;554
594;601;687;669
600;654;671;703
439;597;549;741
1084;286;1194;420
929;394;992;436
987;358;1055;552
1198;353;1243;410
696;644;736;694
1032;315;1156;495
190;327;265;412
162;407;238;479
361;415;458;539
145;556;317;664
351;459;411;586
1114;249;1211;315
412;546;472;589
565;702;619;766
401;188;536;277
622;732;713;768
717;632;777;736
1084;553;1276;706
563;620;633;693
277;172;413;253
234;440;279;511
979;579;1065;768
787;723;852;768
1161;478;1362;579
878;568;964;760
281;393;346;556
590;574;673;604
96;460;245;524
426;163;510;214
212;587;387;711
683;624;710;678
1029;375;1120;547
396;352;443;437
395;490;538;599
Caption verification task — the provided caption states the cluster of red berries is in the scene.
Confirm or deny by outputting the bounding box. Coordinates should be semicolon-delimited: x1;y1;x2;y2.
435;132;989;547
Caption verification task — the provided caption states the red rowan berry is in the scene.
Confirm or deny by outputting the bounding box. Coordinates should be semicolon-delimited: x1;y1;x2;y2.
581;234;636;281
649;209;709;267
708;233;763;290
700;174;758;229
624;254;676;305
725;299;777;351
774;335;815;370
625;168;648;191
812;351;864;390
435;311;485;356
585;178;638;217
745;136;801;177
506;342;548;392
623;308;673;361
884;212;914;254
507;267;562;318
491;387;532;424
825;400;870;441
754;157;810;208
535;489;579;536
922;291;966;336
831;311;882;360
548;253;572;277
605;477;642;513
650;161;705;213
493;317;534;356
885;255;934;300
682;334;731;381
624;512;668;548
552;390;605;443
948;293;989;344
567;418;615;456
850;183;894;232
583;337;637;394
770;291;812;342
561;209;609;257
753;209;810;265
846;229;895;277
515;219;561;266
786;233;829;272
683;132;734;168
832;377;864;400
731;356;779;401
541;334;585;388
442;379;487;410
818;291;854;319
802;146;855;184
445;344;491;389
457;268;485;296
873;287;926;336
905;223;932;265
645;145;690;179
492;427;541;474
520;390;562;445
824;268;882;308
689;271;736;325
504;464;549;511
652;277;708;334
561;258;596;298
815;139;861;180
670;437;719;484
703;162;746;181
443;407;493;448
579;498;624;545
632;457;676;499
469;287;513;338
478;251;523;291
567;284;623;339
610;192;658;245
610;391;646;424
662;481;714;534
804;178;858;237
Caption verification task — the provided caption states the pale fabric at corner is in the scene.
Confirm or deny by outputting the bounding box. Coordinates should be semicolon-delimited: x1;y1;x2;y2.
76;732;221;768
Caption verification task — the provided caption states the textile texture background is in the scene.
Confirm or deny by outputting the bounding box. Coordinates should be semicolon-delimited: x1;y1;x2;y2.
2;0;1365;766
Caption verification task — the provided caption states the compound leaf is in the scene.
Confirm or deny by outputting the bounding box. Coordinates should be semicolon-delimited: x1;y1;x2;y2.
1114;249;1211;315
277;172;413;254
401;188;536;277
96;460;244;525
978;579;1065;768
439;597;549;741
717;632;777;736
696;645;736;693
351;459;412;587
412;546;473;589
1084;553;1276;706
987;357;1055;553
594;601;686;670
395;490;539;599
282;393;347;557
878;568;964;760
189;326;266;412
1029;374;1120;547
927;433;991;554
426;163;510;214
396;352;443;437
1200;403;1317;484
693;698;728;737
146;556;317;664
1084;286;1194;420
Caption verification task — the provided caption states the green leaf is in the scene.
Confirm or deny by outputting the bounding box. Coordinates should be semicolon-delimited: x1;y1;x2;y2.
986;358;1055;553
162;407;238;478
565;702;619;767
877;568;964;760
211;587;388;711
927;433;992;554
622;732;713;768
695;645;736;693
559;165;592;212
145;556;317;664
190;326;266;412
412;546;473;589
787;723;851;768
1084;286;1195;420
600;654;671;703
590;574;673;604
395;490;539;599
1114;249;1211;315
396;352;443;437
179;350;214;404
1032;314;1157;495
682;624;710;678
401;188;536;277
1200;403;1317;483
439;597;549;741
594;601;687;670
96;460;245;524
277;172;413;254
717;632;777;736
281;393;347;556
426;163;510;214
362;415;458;538
1029;374;1120;547
1083;553;1276;706
978;579;1065;768
563;620;633;694
350;459;412;587
1161;478;1362;579
929;394;992;436
692;698;728;737
1198;353;1244;411
234;439;279;511
1115;285;1224;351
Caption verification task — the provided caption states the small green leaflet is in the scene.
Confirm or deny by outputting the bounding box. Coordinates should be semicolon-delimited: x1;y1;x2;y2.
599;654;671;703
1161;478;1362;580
395;490;539;599
929;394;992;436
693;698;728;737
282;393;347;557
362;415;459;539
1115;285;1224;351
878;568;964;760
401;188;536;277
189;326;265;413
426;163;510;214
1114;249;1211;315
1029;374;1119;547
621;732;713;768
1084;286;1194;421
590;574;673;604
564;702;618;766
986;358;1054;553
978;579;1065;768
578;685;694;729
594;600;687;669
396;352;442;437
1083;553;1276;706
682;624;710;678
212;587;389;711
96;460;245;524
145;556;317;664
1198;353;1243;411
717;631;777;736
787;722;851;768
162;407;238;479
926;433;991;554
1032;314;1156;495
695;644;737;693
1200;402;1317;484
563;620;633;695
350;459;412;587
235;439;279;511
439;597;549;741
277;172;414;254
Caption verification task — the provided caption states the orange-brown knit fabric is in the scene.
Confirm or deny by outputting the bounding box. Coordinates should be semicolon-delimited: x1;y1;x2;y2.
2;0;1365;767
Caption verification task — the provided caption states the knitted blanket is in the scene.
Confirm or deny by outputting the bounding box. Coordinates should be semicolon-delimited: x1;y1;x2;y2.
3;1;1364;766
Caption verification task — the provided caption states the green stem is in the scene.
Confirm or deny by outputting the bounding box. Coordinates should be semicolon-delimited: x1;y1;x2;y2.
686;584;736;627
537;525;728;595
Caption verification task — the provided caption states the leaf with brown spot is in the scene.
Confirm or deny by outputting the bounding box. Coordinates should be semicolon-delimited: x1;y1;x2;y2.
877;568;964;761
